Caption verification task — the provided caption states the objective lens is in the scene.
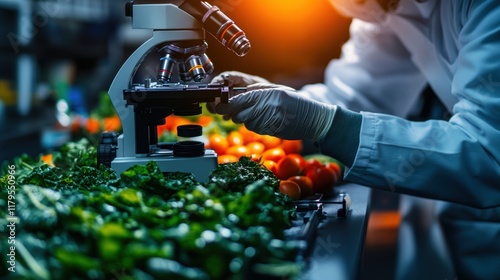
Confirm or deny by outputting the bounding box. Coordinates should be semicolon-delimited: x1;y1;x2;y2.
185;55;206;82
179;1;251;57
157;53;176;83
178;63;191;82
200;53;214;74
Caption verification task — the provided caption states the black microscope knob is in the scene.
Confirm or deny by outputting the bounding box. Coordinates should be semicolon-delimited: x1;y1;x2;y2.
98;131;119;167
177;124;203;138
125;1;133;17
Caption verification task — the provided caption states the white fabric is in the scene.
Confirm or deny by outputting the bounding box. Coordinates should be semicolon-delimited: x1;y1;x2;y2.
329;0;388;23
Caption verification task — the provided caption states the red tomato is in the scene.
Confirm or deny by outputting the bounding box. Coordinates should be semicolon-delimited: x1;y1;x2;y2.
261;147;286;163
262;160;278;176
276;156;301;180
303;159;323;175
306;166;338;194
325;162;342;179
287;153;307;173
279;180;301;200
287;175;314;198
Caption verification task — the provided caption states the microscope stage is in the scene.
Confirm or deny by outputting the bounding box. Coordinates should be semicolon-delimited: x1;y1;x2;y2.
111;149;218;183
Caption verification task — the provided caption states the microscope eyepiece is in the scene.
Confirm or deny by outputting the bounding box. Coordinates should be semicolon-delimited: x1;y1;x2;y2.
180;1;251;57
202;6;251;57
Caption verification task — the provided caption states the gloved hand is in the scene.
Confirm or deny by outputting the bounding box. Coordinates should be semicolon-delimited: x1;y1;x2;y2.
215;83;338;141
207;71;272;113
211;71;270;87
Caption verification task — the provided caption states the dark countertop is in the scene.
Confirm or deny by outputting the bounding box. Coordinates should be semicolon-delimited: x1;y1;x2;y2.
300;183;371;280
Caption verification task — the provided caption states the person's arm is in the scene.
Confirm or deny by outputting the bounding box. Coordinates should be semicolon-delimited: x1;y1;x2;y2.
324;2;500;208
306;18;429;167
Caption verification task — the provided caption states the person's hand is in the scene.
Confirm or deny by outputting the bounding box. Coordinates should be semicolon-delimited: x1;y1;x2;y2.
215;83;337;141
211;71;270;87
207;71;272;113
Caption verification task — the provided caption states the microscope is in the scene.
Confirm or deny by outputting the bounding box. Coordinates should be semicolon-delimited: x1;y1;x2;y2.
98;0;250;182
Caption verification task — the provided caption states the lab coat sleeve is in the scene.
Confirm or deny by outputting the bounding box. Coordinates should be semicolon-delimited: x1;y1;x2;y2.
300;19;427;118
345;2;500;208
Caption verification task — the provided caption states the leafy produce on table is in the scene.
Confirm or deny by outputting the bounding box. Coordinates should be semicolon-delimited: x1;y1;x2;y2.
1;141;302;279
208;156;279;195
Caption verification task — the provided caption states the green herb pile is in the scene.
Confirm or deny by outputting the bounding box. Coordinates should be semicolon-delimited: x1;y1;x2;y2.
0;139;301;280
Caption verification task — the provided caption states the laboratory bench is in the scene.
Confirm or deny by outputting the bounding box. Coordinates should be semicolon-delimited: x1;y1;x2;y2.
299;183;372;280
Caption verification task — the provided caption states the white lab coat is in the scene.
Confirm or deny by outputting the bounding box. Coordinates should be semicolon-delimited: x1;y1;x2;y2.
301;0;500;279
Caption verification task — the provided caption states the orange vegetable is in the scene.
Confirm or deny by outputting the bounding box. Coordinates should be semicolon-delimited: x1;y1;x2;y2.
208;134;229;155
86;118;101;134
246;141;266;156
260;135;282;150
238;125;261;144
262;160;278;176
197;115;213;127
218;154;238;164
261;147;286;163
226;145;250;158
227;131;244;146
276;155;301;180
41;154;54;167
281;139;303;154
103;115;121;131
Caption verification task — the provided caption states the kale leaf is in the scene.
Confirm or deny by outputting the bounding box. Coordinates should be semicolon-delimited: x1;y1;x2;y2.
207;156;279;195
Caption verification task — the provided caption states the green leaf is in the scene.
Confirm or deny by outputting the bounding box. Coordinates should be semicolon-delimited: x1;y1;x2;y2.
54;248;100;270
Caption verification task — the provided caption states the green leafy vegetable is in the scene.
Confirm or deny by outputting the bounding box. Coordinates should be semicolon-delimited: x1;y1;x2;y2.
208;156;279;195
0;142;300;280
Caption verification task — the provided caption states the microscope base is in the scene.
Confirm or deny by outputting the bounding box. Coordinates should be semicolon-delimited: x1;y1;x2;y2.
111;150;218;183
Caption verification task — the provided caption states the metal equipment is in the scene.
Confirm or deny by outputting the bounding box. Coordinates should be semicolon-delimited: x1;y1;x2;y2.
98;0;250;181
287;192;351;260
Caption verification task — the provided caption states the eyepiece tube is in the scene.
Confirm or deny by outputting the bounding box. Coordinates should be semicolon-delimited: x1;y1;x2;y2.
179;1;251;57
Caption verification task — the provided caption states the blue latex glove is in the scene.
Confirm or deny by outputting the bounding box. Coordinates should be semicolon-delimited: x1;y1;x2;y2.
215;83;338;141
